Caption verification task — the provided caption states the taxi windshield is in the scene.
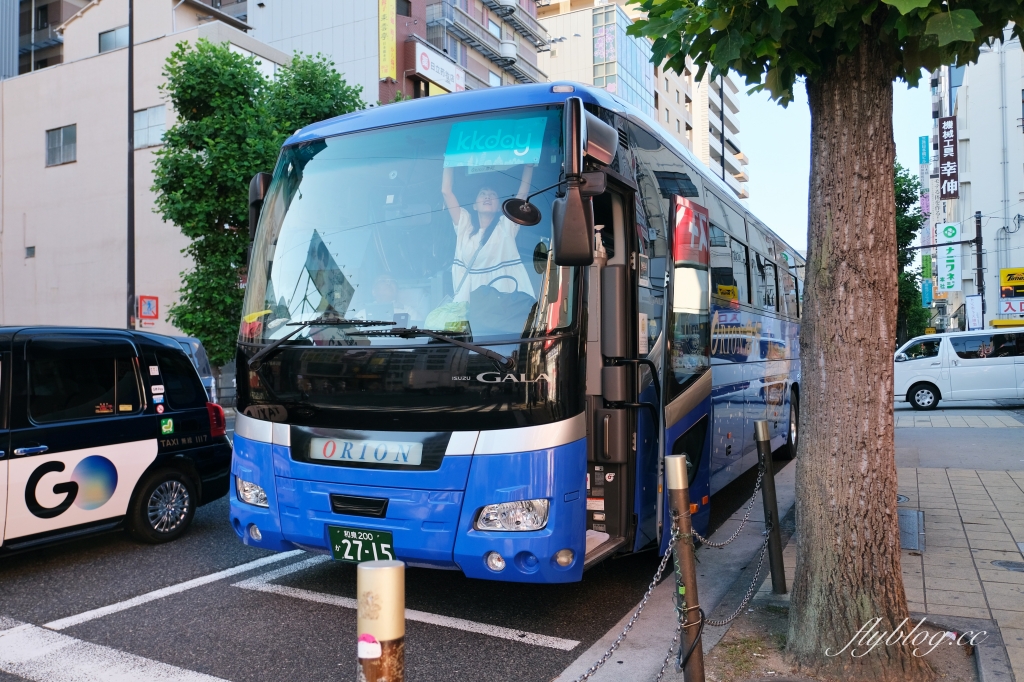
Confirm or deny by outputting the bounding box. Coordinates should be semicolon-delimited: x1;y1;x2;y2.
241;106;576;346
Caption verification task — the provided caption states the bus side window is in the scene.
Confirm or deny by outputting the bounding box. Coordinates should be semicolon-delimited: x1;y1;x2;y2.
710;226;750;305
779;269;798;318
752;253;778;312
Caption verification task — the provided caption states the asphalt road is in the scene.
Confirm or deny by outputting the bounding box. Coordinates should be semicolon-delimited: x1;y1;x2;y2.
0;417;792;682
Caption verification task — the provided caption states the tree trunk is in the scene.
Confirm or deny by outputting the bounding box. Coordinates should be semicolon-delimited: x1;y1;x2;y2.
787;33;934;681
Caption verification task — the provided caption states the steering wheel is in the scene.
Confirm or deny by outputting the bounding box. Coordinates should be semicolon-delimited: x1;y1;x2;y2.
486;275;520;292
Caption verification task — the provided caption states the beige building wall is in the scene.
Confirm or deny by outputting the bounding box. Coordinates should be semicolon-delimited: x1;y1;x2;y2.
0;0;287;333
539;0;749;198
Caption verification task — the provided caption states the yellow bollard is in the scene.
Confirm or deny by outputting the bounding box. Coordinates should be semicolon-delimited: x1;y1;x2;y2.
356;560;405;682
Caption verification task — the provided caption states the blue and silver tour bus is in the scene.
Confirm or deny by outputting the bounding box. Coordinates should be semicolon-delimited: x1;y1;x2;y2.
229;83;803;583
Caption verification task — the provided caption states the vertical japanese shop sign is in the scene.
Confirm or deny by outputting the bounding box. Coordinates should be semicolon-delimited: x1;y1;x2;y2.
938;116;959;200
937;223;962;292
378;0;396;81
922;280;933;307
922;254;932;279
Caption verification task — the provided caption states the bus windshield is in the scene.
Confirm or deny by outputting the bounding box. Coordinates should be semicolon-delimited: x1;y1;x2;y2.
241;106;575;347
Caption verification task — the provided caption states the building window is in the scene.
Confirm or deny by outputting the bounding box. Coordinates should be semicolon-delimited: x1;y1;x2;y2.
488;70;501;87
25;246;36;259
134;105;166;149
99;26;129;53
35;4;48;29
676;119;680;133
45;124;76;166
664;77;668;91
397;0;412;17
675;90;679;103
665;109;669;122
488;19;501;39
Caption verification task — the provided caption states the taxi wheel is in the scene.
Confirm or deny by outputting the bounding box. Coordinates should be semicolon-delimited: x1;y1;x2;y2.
128;469;197;544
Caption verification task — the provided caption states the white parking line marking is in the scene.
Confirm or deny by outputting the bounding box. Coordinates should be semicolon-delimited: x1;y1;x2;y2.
233;559;580;651
44;550;305;631
0;620;227;681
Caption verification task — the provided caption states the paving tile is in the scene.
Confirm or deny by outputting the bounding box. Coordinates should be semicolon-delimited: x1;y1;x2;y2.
924;589;990;609
922;565;981;580
927;603;992;619
978;569;1024;586
968;538;1022;552
964;530;1017;542
905;587;925;603
907;600;926;612
980;582;1024;609
1000;627;1024;649
925;576;984;593
1005;647;1024;682
930;537;972;549
993;610;1024;630
946;416;970;427
972;549;1024;561
981;416;1008;427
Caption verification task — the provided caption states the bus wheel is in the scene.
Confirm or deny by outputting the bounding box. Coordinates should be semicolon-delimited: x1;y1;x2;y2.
908;383;940;411
779;389;798;460
127;469;197;544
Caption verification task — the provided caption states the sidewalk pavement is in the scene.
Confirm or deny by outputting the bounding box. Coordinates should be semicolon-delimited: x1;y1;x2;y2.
750;467;1024;681
554;460;797;681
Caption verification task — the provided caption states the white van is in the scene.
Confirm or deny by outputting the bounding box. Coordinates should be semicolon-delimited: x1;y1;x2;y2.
894;330;1024;409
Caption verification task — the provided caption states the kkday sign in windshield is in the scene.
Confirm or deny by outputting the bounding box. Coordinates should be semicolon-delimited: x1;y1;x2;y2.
936;223;962;292
443;117;547;169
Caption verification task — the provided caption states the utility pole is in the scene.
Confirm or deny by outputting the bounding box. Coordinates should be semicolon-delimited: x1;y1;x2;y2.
126;0;135;329
975;210;985;315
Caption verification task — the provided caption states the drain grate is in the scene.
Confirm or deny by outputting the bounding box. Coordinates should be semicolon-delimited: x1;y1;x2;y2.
898;508;925;551
992;560;1024;573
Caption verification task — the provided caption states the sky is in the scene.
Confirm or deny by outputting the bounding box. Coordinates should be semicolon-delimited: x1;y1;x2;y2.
740;77;933;252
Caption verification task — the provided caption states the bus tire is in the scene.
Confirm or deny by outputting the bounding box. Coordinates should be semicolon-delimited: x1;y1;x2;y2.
127;469;197;544
908;383;940;411
779;388;798;460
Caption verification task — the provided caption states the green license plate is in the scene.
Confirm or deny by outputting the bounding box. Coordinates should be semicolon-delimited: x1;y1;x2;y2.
328;525;395;563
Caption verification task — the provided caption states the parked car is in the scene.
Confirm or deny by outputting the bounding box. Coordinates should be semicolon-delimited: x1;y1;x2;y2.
173;336;216;402
894;330;1024;410
0;327;231;553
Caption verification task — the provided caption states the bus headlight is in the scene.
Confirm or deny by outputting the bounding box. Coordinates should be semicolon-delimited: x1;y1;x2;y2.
235;477;269;508
475;499;549;531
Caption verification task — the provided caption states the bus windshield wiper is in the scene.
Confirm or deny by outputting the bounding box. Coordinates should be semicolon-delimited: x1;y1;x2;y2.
247;317;395;369
360;326;515;371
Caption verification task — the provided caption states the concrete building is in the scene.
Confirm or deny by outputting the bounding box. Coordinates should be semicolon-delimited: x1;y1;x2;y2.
928;27;1024;329
0;0;287;333
537;0;749;199
248;0;548;103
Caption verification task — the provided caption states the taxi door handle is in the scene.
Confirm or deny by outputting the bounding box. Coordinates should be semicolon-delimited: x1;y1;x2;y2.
930;362;941;366
14;445;48;456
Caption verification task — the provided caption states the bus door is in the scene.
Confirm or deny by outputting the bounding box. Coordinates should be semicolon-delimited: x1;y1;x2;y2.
583;182;641;565
660;195;713;548
0;348;9;546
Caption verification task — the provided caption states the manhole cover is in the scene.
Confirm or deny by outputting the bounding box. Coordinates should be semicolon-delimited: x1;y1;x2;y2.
897;494;910;503
992;560;1024;573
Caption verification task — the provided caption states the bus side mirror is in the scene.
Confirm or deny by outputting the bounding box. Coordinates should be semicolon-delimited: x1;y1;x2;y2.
248;172;272;242
552;99;616;266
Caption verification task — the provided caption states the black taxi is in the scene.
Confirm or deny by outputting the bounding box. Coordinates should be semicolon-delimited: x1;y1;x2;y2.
0;327;231;552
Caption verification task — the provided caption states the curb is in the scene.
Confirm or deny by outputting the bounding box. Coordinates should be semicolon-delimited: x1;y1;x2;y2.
908;613;1015;682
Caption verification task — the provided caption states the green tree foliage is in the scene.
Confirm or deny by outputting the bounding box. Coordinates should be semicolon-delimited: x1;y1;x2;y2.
627;0;1015;103
895;162;930;342
152;41;364;366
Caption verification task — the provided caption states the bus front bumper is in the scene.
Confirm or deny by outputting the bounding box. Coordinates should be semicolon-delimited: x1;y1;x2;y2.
229;435;588;583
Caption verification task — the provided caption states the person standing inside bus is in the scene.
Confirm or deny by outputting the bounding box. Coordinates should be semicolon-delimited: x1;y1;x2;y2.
441;165;536;302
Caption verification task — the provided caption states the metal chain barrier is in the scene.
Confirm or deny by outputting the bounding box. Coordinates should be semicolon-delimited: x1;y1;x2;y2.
572;459;774;681
691;465;764;549
571;526;682;682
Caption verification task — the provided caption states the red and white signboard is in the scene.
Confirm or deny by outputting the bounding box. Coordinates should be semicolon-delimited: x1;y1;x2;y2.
414;42;465;93
139;296;159;320
672;196;710;267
